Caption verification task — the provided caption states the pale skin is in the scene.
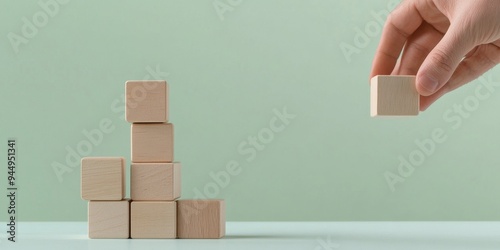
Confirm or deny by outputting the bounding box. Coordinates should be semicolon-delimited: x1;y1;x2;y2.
370;0;500;111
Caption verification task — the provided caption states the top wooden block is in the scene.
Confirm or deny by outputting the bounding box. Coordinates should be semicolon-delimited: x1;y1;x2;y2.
81;157;125;201
370;75;419;117
126;80;169;123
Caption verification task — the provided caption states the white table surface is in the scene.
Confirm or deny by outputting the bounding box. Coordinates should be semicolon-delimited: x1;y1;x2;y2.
1;222;500;250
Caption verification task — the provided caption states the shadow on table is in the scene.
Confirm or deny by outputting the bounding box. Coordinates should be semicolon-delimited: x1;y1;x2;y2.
224;235;320;240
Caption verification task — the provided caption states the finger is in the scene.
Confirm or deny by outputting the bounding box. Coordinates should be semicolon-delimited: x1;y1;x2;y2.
420;43;500;110
416;23;476;96
392;57;402;75
393;23;443;75
370;1;423;80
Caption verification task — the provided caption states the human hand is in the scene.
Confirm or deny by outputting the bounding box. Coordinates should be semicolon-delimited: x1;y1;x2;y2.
370;0;500;110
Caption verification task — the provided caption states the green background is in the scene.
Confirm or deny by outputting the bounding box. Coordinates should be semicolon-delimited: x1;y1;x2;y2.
1;0;499;222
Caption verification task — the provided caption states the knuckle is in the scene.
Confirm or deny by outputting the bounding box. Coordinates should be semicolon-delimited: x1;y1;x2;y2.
428;49;454;73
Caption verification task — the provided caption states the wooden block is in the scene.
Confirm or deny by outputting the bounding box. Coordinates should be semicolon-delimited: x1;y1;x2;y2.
126;80;169;123
131;123;174;162
131;162;181;201
370;75;419;117
177;200;225;239
88;200;130;239
131;201;177;239
81;157;125;201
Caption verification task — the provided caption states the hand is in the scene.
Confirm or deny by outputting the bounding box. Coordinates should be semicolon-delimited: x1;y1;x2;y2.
370;0;500;111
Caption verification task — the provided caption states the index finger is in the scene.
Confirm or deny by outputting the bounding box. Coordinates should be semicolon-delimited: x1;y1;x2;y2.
370;1;423;80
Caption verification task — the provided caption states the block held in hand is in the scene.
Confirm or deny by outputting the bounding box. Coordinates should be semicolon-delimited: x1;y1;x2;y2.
371;75;419;117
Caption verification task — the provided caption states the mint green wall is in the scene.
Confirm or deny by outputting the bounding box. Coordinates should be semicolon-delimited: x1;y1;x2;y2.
1;0;499;221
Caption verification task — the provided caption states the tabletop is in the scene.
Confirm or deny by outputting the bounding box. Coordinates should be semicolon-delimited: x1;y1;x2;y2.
2;222;500;250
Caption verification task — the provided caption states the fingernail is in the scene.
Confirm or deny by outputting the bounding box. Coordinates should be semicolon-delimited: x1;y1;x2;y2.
419;75;439;94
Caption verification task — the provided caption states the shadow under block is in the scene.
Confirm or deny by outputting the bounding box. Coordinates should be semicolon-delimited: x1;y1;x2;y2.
81;157;125;201
131;201;177;239
126;80;169;123
131;123;173;163
370;75;419;117
88;200;130;239
131;162;181;201
177;200;225;239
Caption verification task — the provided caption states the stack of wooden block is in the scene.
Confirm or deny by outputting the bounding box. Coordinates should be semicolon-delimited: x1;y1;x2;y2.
81;80;225;239
81;157;129;239
127;80;180;239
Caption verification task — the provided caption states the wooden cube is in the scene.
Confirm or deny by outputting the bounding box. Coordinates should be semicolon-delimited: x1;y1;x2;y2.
81;157;125;201
131;123;173;163
126;80;169;123
88;200;130;239
131;201;177;239
370;75;419;116
131;162;181;201
177;200;225;239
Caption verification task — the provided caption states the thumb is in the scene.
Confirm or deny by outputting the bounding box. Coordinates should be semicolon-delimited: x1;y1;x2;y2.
416;24;475;96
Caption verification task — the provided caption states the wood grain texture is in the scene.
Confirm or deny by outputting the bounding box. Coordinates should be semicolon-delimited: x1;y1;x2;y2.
131;162;181;201
131;123;173;163
177;200;225;239
131;201;177;239
126;80;169;123
88;200;130;239
370;75;419;117
81;157;125;201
